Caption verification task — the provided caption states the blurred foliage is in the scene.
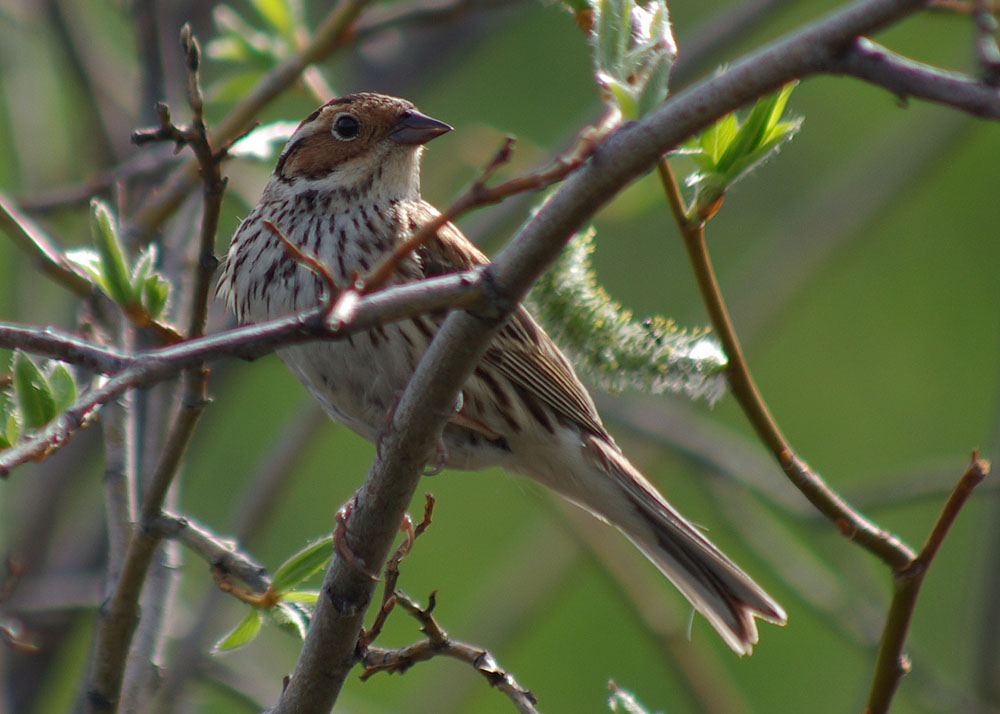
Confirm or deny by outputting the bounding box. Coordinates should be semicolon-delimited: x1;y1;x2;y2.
0;1;998;714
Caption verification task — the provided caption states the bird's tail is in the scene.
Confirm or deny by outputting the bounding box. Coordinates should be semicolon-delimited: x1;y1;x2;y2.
581;436;787;655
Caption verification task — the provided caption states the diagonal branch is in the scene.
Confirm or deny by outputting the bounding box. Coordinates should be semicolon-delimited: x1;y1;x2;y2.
656;158;915;569
361;591;542;714
864;454;989;714
127;0;375;242
0;270;484;477
0;191;92;297
834;37;1000;117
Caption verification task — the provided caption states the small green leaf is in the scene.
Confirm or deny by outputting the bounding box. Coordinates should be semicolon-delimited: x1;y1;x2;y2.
47;364;76;412
210;6;285;64
6;414;20;447
64;248;105;291
90;200;133;306
131;245;156;292
13;351;56;429
266;601;311;640
279;590;320;604
270;535;333;593
0;400;11;449
142;274;170;320
214;608;263;652
249;0;295;38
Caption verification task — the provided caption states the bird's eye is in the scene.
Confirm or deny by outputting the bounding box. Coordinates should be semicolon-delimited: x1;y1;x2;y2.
332;113;361;141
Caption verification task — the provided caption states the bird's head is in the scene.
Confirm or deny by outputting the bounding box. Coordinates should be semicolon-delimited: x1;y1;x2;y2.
270;92;452;201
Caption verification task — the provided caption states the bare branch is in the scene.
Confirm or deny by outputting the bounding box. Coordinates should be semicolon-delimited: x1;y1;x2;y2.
149;513;270;593
0;190;92;297
128;0;376;242
363;113;618;295
0;324;130;373
864;454;989;714
834;37;1000;117
0;270;483;477
657;158;916;568
362;592;542;714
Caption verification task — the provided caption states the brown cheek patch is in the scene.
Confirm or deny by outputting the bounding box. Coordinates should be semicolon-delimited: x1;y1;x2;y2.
282;134;363;180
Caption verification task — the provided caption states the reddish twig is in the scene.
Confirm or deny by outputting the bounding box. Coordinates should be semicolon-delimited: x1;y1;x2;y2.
358;493;436;649
333;496;379;582
361;591;541;714
362;113;618;295
863;453;989;714
657;157;916;569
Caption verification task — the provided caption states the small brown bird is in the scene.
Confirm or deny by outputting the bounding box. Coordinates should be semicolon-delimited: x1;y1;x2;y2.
218;92;786;654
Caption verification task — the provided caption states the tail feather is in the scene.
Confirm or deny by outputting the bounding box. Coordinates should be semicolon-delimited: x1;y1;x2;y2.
586;436;786;655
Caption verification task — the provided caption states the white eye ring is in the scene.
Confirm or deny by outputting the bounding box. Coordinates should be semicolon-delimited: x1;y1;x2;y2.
331;112;361;141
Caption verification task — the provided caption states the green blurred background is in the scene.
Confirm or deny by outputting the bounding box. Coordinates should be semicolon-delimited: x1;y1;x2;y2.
1;0;998;713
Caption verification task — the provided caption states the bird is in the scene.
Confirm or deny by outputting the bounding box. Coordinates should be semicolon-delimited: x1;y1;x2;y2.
217;92;786;654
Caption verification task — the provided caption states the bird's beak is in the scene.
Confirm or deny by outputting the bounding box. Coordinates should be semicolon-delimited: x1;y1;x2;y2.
390;110;453;145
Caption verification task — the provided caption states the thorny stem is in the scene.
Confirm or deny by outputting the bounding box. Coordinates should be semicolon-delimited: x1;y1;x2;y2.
656;157;916;569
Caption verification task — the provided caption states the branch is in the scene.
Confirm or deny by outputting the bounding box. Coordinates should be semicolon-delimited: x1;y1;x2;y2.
834;37;1000;117
361;592;542;714
0;324;130;373
657;158;915;568
0;270;482;477
0;190;92;297
864;453;989;714
260;0;973;708
149;513;270;593
127;0;374;242
363;114;617;294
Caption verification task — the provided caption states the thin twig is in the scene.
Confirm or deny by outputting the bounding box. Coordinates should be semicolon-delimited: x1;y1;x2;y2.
0;190;93;297
359;493;436;649
363;116;618;294
863;453;989;714
656;157;916;569
127;0;375;242
361;591;542;714
0;271;484;477
834;37;1000;116
0;324;130;373
148;513;270;593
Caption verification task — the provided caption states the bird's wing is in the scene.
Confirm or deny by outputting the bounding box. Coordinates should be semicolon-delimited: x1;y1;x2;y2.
408;201;607;438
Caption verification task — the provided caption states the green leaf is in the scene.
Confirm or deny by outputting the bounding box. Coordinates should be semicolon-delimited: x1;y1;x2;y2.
214;608;263;652
0;399;11;449
270;535;333;593
210;6;286;65
90;200;133;306
590;0;676;118
4;413;20;448
130;245;156;292
47;364;76;413
13;351;56;429
266;601;311;640
279;590;320;604
64;248;105;292
249;0;295;38
142;274;170;320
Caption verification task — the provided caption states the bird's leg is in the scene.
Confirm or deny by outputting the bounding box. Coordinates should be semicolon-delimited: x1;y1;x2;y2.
334;493;379;581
